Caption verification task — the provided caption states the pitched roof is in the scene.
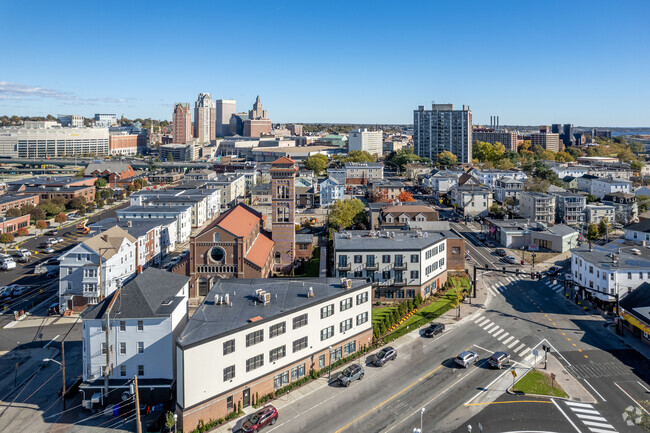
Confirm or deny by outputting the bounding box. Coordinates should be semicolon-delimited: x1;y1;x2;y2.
245;233;274;268
272;157;296;165
625;219;650;233
82;267;189;320
82;226;136;259
85;162;133;176
197;203;264;239
381;205;436;215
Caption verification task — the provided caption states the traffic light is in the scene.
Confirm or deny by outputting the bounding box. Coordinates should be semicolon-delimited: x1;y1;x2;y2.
531;272;536;279
502;267;506;274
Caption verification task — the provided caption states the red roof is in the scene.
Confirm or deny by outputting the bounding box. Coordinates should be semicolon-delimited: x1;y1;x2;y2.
271;157;296;165
217;205;260;238
245;233;274;268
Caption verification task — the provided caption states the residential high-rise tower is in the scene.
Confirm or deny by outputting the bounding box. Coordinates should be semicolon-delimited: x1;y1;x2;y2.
172;103;192;144
194;93;216;143
215;99;236;137
413;104;472;164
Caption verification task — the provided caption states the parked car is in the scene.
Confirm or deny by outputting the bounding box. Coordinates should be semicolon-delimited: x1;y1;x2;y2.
565;273;573;281
0;253;11;261
455;351;479;368
373;346;397;367
47;303;60;315
58;376;82;399
495;249;507;257
1;259;16;271
337;364;364;387
477;233;486;241
41;242;53;249
547;266;561;276
486;240;495;248
16;249;31;258
55;237;64;244
10;286;26;296
423;322;445;337
504;255;517;264
488;352;511;369
241;405;278;432
43;247;55;254
45;230;57;236
0;287;12;301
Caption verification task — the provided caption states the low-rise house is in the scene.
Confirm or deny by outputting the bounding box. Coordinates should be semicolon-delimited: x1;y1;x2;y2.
422;173;458;197
295;233;314;261
591;178;632;199
576;174;599;194
450;185;493;217
175;278;373;430
551;165;589;179
344;162;384;185
368;179;406;202
319;177;344;207
59;226;137;312
404;163;431;181
493;178;523;203
377;204;439;228
562;176;578;190
623;219;650;243
84;162;136;185
117;205;192;244
185;169;217;181
484;218;578;252
584;204;616;225
602;192;638;224
295;186;314;208
518;192;555;225
210;174;246;210
250;183;272;205
550;191;586;226
80;268;189;406
470;169;527;188
334;230;449;301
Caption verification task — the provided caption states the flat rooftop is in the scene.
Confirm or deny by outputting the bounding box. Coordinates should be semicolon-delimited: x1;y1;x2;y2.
334;230;446;251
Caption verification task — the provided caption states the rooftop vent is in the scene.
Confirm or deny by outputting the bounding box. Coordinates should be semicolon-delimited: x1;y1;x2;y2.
340;278;352;289
248;316;263;323
307;287;314;298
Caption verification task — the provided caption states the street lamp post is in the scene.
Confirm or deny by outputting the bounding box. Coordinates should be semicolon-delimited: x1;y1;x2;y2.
173;413;178;433
420;407;425;432
531;252;537;269
328;345;333;380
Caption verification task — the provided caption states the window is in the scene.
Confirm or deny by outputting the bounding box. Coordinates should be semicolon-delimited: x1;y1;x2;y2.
410;270;419;279
138;365;144;376
628;272;632;280
382;255;390;263
395;290;405;299
223;339;235;355
223;365;235;381
375;289;381;299
137;342;144;353
340;298;353;312
321;326;334;341
354;255;362;263
120;365;126;377
120;342;126;354
293;337;308;353
411;254;419;263
439;258;445;267
354;270;363;278
293;314;308;329
357;312;369;325
291;364;306;380
395;271;403;283
269;346;286;362
274;371;289;389
119;321;126;332
246;330;264;347
246;355;264;372
269;322;286;338
227;396;233;411
84;268;97;278
439;243;445;252
385;289;394;299
340;318;353;332
382;270;391;279
332;347;343;361
319;354;326;369
366;255;375;266
406;290;415;298
209;246;225;263
338;256;347;266
344;341;356;355
320;304;334;319
395;255;403;265
589;266;594;274
101;342;107;354
356;292;368;305
137;321;143;331
338;271;348;278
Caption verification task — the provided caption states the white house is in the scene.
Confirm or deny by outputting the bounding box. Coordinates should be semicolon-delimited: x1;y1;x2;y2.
117;205;192;244
470;169;528;188
551;165;589;179
319;177;344;207
175;278;373;430
450;185;493;217
591;178;632;199
79;268;190;406
584;204;616;225
624;220;650;243
58;226;137;312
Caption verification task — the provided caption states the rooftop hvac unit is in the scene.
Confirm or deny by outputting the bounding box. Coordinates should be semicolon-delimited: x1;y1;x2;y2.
307;287;314;298
341;278;352;289
262;293;271;304
224;293;230;304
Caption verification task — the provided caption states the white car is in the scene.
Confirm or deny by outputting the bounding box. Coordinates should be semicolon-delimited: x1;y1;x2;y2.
504;255;517;264
48;238;60;245
0;253;11;261
44;247;55;254
2;260;16;270
17;249;31;258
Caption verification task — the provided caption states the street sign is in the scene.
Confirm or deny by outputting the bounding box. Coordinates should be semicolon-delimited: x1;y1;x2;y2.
532;349;539;357
551;373;556;380
511;370;517;378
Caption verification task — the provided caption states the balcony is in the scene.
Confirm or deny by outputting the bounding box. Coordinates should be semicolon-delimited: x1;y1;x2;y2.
394;262;407;270
365;263;378;271
393;280;407;287
337;263;351;271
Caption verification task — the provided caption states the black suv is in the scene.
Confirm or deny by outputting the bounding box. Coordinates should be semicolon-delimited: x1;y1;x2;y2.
373;346;397;367
423;322;445;337
495;249;507;257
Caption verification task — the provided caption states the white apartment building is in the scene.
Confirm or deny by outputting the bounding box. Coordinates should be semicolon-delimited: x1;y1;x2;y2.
585;204;616;225
519;192;556;225
209;174;247;209
175;278;373;430
551;165;589;179
591;178;632;199
470;169;528;188
80;268;189;406
347;128;383;156
422;174;458;196
58;226;137;312
493;178;524;203
450;185;493;217
116;205;192;244
344;162;384;182
334;230;448;300
0;123;109;157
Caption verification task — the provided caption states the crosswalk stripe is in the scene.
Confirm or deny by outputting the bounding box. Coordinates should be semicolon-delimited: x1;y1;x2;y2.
472;314;483;322
497;332;509;341
483;323;496;332
508;339;519;348
586;428;618;433
514;343;527;353
523;353;534;363
498;286;505;292
488;325;501;335
566;401;595;409
581;421;615;430
545;281;552;286
576;415;608;422
475;317;488;325
519;347;532;357
492;329;504;337
489;287;499;297
502;336;514;345
551;284;561;290
570;408;601;415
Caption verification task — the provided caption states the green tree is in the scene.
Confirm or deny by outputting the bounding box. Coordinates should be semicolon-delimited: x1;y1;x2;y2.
586;223;599;241
555;151;574;162
94;177;107;188
495;158;515;170
100;188;114;200
630;160;644;172
586;194;598;203
38;200;64;218
304;154;328;174
489;203;506;217
598;219;609;237
74;168;85;178
389;147;421;168
328;199;365;230
5;207;22;218
436;151;457;168
637;195;650;213
167;152;174;162
0;233;14;245
68;196;87;210
565;147;582;160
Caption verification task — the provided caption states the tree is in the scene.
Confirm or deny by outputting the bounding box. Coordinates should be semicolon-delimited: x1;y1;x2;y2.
489;203;506;217
637;195;650;213
5;208;22;218
565;147;582;160
328;199;365;230
436;151;457;168
68;196;87;210
389;147;421;168
35;220;48;232
167;152;174;162
28;206;45;222
96;199;105;208
555;151;574;163
0;233;14;245
74;168;85;178
304;154;328;174
586;224;599;241
586;194;598;203
598;219;609;238
94;177;107;188
370;188;391;203
55;212;67;225
630;160;644;172
39;200;64;218
397;191;416;202
100;188;114;200
495;158;515;170
16;227;29;237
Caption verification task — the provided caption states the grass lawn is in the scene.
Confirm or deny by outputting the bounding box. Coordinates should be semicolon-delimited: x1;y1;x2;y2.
292;247;320;277
513;369;569;398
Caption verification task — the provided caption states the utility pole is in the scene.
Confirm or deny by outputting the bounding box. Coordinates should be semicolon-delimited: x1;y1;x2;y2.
134;375;142;433
62;340;66;411
103;286;122;402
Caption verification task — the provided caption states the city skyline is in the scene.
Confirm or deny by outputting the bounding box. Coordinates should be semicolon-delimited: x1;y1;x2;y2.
1;1;649;126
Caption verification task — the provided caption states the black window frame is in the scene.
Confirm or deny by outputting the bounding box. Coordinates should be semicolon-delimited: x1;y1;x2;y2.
269;322;286;339
246;354;264;372
245;330;264;347
320;304;334;319
292;336;308;353
223;365;235;381
293;313;308;329
269;345;286;362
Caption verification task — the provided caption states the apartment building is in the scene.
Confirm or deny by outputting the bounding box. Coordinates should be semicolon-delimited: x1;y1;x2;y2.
173;103;192;144
530;132;560;152
344;162;384;185
116;205;192;245
591;178;632;199
319;177;344;207
175;278;373;430
518;192;556;225
550;191;586;226
584;204;616;225
472;130;518;151
493;178;523;203
347;128;383;156
450;185;493;217
470;169;527;188
413;104;472;164
602;193;638;224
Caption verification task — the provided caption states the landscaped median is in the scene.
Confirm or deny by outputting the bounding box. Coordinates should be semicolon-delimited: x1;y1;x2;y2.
511;369;568;398
372;274;470;343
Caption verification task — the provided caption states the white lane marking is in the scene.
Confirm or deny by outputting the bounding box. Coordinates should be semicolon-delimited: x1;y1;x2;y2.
502;336;514;345
570;408;601;415
615;382;650;415
490;328;503;336
575;415;608;422
551;399;583;433
464;364;516;405
581;421;615;430
497;332;509;341
519;347;532;357
583;379;606;402
541;339;571;366
586;428;618;433
637;381;650;393
514;343;527;353
480;320;494;329
483;323;497;332
507;339;519;348
565;401;595;408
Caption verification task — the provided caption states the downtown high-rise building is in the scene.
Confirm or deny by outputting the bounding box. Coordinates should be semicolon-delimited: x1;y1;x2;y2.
173;103;192;144
216;99;236;137
194;93;216;143
413;104;472;164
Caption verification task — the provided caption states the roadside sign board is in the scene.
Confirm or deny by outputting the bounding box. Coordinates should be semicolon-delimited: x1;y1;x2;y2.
551;373;556;380
511;370;517;378
532;349;539;357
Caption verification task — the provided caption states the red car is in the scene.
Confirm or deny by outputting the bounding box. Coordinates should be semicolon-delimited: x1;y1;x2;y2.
241;405;278;432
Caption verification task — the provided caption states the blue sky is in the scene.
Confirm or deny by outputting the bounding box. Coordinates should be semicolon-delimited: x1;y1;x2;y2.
1;0;649;126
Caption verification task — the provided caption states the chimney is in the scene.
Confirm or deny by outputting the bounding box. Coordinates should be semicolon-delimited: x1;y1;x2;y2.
127;220;133;227
102;235;109;242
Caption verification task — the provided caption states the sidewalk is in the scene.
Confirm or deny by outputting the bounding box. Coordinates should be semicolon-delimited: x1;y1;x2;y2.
0;346;59;402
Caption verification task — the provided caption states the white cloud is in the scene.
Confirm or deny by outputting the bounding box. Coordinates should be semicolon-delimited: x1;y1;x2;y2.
0;81;133;104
